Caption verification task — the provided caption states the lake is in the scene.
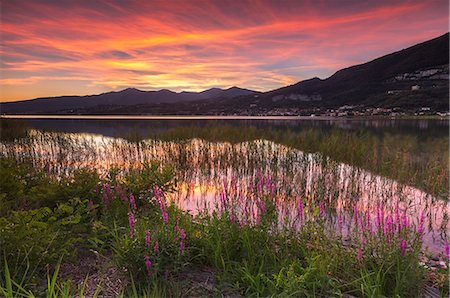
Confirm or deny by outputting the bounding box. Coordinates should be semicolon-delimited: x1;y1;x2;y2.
1;117;448;253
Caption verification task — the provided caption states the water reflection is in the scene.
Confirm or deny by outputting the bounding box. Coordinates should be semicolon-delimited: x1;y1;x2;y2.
1;130;448;252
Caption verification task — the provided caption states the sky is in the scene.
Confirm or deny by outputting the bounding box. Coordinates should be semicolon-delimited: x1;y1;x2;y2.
0;0;448;102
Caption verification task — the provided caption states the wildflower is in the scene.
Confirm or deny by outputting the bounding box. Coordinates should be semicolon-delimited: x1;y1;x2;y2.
128;212;136;237
357;248;363;262
102;185;110;206
253;207;260;225
144;255;152;276
87;200;95;212
145;230;151;248
418;211;425;237
257;198;266;214
353;205;359;226
230;209;236;223
365;209;372;234
337;213;344;231
180;228;186;253
319;201;325;218
174;214;180;234
154;240;159;253
159;198;168;224
129;193;137;210
399;238;407;256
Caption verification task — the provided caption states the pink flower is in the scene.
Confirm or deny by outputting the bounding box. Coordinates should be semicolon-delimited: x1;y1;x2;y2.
319;201;325;218
257;198;266;214
159;199;168;224
180;228;186;253
353;205;359;225
357;248;363;262
144;255;152;276
129;193;137;210
399;238;407;256
154;240;159;253
418;211;425;238
128;212;136;237
145;230;151;248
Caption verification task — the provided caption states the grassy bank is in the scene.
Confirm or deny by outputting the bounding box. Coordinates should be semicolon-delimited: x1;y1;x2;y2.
0;158;448;297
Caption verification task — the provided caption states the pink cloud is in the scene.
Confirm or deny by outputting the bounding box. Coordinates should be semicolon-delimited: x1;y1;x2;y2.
1;0;448;101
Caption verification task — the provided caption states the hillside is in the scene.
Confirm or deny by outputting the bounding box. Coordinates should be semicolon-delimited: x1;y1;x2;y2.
1;33;448;115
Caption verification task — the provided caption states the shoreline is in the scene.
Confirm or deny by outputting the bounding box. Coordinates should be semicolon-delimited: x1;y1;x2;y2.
1;114;448;120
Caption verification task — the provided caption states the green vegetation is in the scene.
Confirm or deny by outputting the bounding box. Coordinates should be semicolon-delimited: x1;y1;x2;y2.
1;158;448;297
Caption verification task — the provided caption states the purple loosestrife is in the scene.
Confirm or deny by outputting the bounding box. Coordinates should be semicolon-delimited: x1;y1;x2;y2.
154;240;160;253
418;212;425;239
145;230;151;248
253;207;260;225
129;193;137;210
158;198;168;224
102;186;110;206
128;212;136;237
144;255;152;276
180;228;186;253
319;201;325;218
230;209;236;223
399;238;408;256
365;209;373;234
337;213;344;232
174;214;180;235
357;248;363;262
353;205;359;226
257;198;266;215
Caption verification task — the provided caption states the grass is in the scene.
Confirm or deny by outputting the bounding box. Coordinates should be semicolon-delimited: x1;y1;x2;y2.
0;158;448;297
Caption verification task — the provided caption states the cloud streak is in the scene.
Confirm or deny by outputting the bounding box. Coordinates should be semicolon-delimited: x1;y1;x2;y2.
1;0;448;101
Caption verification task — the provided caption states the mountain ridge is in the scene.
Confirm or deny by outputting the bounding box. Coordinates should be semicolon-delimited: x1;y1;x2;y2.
1;33;448;115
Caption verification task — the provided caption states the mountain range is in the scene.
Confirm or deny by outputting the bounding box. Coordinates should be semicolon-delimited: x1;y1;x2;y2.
1;33;448;115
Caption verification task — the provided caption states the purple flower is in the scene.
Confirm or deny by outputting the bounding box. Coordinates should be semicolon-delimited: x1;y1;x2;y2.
145;230;151;248
180;228;186;253
159;199;168;224
257;198;266;214
353;205;359;226
319;201;325;218
128;212;136;237
357;248;363;262
144;255;152;276
399;238;407;256
129;193;137;210
418;211;425;237
154;240;159;253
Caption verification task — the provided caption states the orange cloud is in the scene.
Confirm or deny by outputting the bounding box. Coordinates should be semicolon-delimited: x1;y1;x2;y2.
1;0;448;101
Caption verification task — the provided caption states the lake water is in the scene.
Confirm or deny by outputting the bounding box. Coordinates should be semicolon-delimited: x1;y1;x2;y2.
1;117;448;253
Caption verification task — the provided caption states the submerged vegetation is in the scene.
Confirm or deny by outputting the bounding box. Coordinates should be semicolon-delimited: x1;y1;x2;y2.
0;158;448;297
142;124;449;198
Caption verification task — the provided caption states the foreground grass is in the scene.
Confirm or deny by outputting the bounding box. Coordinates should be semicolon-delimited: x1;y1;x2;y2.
0;158;448;297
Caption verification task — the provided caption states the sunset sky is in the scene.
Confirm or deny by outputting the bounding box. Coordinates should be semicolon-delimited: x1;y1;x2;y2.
1;0;448;102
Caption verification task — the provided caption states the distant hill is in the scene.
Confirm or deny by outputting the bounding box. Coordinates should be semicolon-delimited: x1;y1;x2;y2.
1;33;448;115
0;86;258;114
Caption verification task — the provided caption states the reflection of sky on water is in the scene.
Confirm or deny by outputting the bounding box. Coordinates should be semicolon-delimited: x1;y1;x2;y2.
1;131;448;253
18;118;450;139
